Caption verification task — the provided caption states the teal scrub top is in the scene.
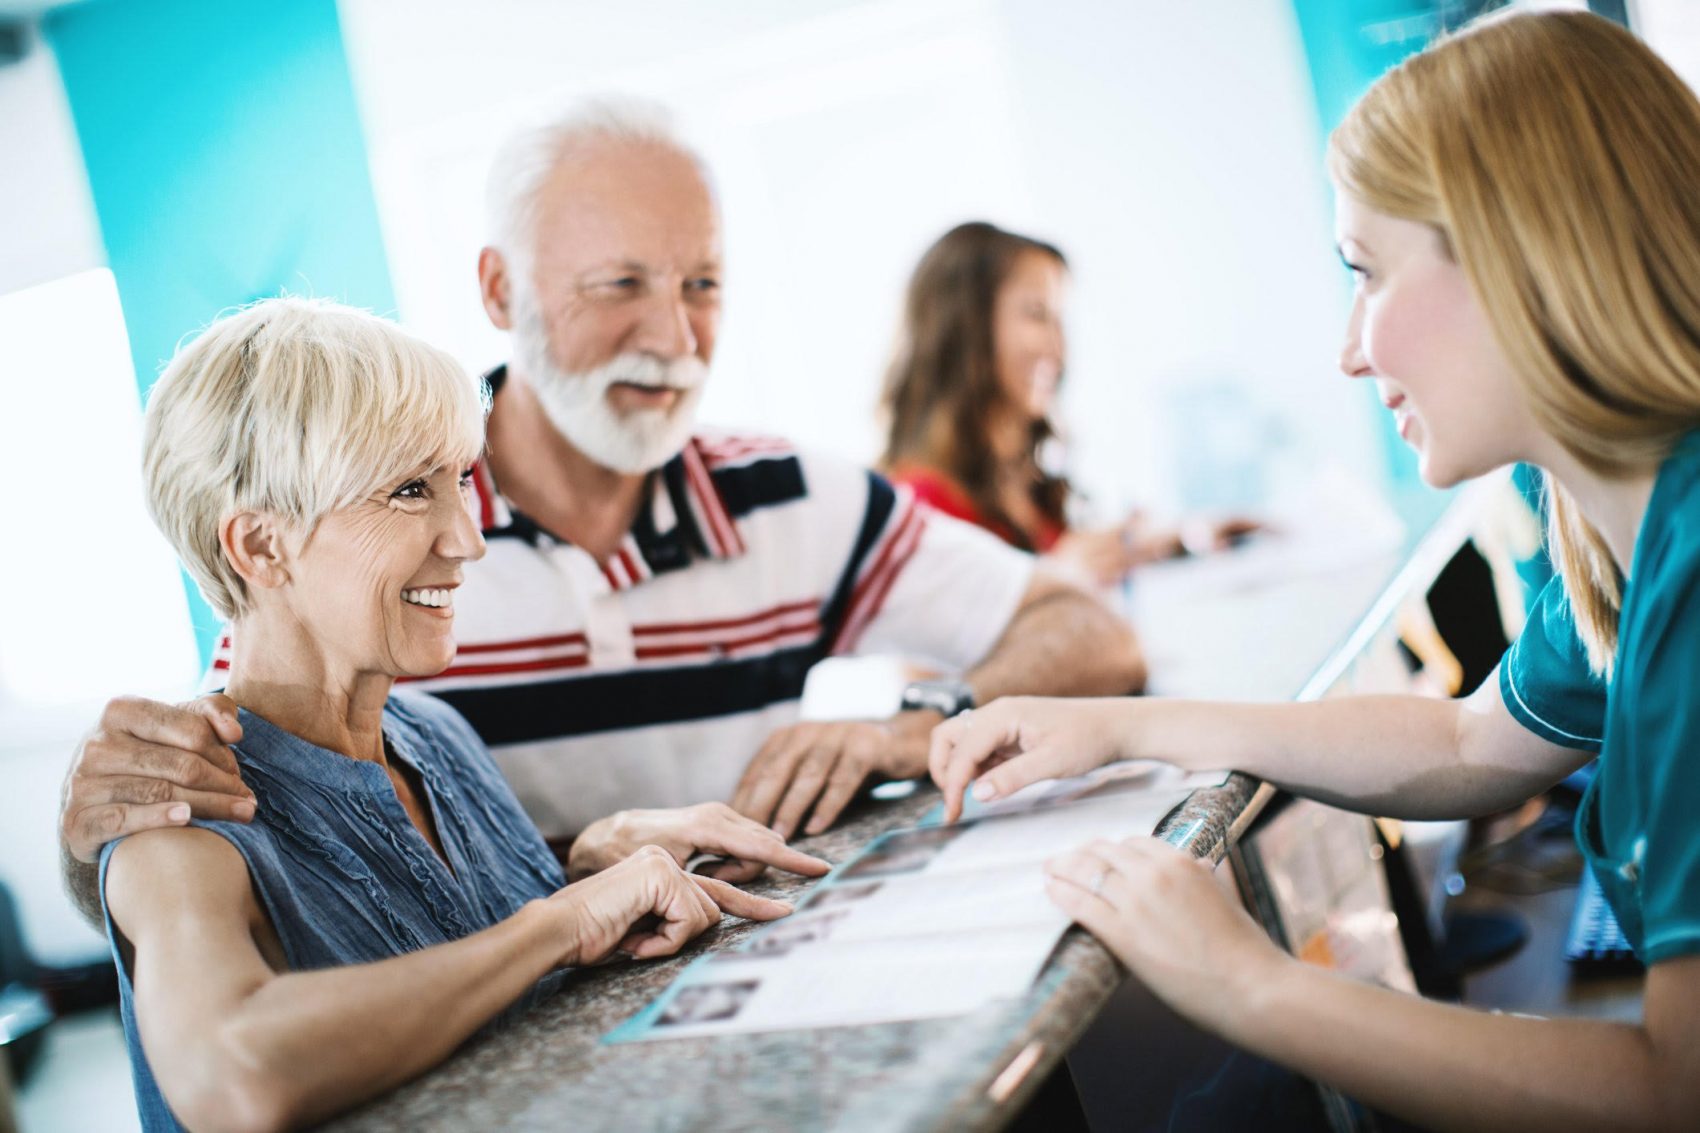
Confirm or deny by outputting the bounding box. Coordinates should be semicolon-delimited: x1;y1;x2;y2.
1500;430;1700;966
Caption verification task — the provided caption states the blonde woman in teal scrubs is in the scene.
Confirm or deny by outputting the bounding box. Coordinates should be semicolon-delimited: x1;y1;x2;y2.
931;11;1700;1130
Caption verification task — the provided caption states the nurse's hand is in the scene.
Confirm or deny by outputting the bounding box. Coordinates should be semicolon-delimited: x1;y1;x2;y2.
1045;837;1285;1033
929;696;1136;823
567;803;832;884
554;845;794;964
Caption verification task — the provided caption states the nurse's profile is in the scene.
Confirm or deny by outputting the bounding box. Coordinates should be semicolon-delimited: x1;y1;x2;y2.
930;11;1700;1130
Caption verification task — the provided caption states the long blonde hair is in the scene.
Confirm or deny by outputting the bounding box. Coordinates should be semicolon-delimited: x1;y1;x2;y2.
1329;11;1700;676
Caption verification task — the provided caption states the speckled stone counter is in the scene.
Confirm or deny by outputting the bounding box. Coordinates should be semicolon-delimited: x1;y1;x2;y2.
324;497;1474;1131
327;773;1272;1133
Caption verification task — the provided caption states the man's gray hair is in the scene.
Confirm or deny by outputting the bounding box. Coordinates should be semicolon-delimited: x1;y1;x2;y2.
486;96;708;277
143;297;487;620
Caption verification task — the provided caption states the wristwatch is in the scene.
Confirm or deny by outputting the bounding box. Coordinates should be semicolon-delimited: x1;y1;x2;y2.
899;678;976;719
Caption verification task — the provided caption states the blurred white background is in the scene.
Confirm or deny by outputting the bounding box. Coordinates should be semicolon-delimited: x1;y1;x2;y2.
342;0;1376;521
5;1;1699;1128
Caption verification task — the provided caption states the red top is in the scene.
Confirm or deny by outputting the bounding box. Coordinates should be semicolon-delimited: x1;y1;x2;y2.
888;464;1063;553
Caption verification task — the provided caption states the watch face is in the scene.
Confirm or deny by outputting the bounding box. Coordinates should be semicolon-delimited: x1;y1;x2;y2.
903;681;973;717
915;690;951;714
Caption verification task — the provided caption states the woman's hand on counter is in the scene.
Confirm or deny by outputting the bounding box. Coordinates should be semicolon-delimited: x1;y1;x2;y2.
1177;515;1267;556
567;803;832;883
1046;513;1269;588
1047;526;1144;587
551;844;796;965
1044;837;1285;1035
928;696;1136;823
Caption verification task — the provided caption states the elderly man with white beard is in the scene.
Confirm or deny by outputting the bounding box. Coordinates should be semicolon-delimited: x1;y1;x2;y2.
58;100;1145;919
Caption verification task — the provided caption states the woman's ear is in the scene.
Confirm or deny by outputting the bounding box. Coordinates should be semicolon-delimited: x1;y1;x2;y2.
220;512;291;593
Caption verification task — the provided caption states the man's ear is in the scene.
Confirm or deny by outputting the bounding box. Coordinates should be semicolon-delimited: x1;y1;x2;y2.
478;247;514;330
220;512;291;593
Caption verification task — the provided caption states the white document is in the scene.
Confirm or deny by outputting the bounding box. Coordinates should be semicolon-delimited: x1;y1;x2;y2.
785;863;1065;942
635;930;1059;1038
854;786;1195;882
611;781;1198;1043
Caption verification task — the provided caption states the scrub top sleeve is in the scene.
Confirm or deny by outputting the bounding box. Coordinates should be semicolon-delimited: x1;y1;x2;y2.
1498;577;1607;754
1623;558;1700;964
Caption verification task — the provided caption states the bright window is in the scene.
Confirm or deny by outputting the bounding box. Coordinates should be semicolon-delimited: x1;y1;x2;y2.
0;268;199;709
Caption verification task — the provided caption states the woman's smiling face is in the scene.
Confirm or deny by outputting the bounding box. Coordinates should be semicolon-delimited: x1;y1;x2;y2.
992;249;1068;422
1334;192;1544;488
276;460;486;680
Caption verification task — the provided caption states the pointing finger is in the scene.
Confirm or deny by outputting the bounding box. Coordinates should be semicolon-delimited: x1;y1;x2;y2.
692;875;794;922
711;827;831;876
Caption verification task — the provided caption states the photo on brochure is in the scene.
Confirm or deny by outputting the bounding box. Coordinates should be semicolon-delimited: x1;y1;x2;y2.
799;880;884;911
654;980;761;1028
838;824;967;880
725;909;850;959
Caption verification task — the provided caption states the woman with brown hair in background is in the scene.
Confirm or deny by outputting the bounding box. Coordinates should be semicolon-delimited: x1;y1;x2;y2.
880;221;1255;585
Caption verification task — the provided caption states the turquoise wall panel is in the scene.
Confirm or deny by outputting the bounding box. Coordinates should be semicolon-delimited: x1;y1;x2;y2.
47;0;396;665
1289;0;1474;529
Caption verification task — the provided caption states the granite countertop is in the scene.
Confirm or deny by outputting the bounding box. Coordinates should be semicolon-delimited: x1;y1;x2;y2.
328;773;1269;1133
322;460;1458;1131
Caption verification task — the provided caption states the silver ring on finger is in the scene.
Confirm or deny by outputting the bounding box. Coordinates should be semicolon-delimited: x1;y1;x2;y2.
1089;867;1109;896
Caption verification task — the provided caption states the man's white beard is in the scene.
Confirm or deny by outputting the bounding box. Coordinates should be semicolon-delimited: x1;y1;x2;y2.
510;290;707;475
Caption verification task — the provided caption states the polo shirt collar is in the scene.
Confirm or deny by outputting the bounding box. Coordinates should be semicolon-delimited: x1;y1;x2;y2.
479;364;746;592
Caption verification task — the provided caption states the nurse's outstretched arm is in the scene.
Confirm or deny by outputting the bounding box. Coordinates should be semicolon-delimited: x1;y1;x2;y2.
931;670;1591;824
1046;836;1698;1132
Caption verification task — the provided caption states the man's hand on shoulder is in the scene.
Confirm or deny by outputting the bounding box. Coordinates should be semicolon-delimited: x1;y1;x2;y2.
729;711;941;839
62;694;255;865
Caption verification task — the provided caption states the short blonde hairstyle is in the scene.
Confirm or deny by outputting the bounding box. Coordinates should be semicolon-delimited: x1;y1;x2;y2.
1329;11;1700;676
143;297;487;619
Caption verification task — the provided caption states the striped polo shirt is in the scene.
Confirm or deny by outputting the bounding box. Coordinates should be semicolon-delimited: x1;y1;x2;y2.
210;401;1032;841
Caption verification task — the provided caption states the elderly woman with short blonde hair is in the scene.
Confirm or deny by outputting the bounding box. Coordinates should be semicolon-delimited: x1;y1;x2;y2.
103;298;791;1133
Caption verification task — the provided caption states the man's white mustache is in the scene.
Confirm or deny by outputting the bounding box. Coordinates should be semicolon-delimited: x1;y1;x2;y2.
592;354;708;395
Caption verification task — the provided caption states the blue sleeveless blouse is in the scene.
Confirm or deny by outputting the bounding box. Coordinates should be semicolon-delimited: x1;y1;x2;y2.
100;689;568;1132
